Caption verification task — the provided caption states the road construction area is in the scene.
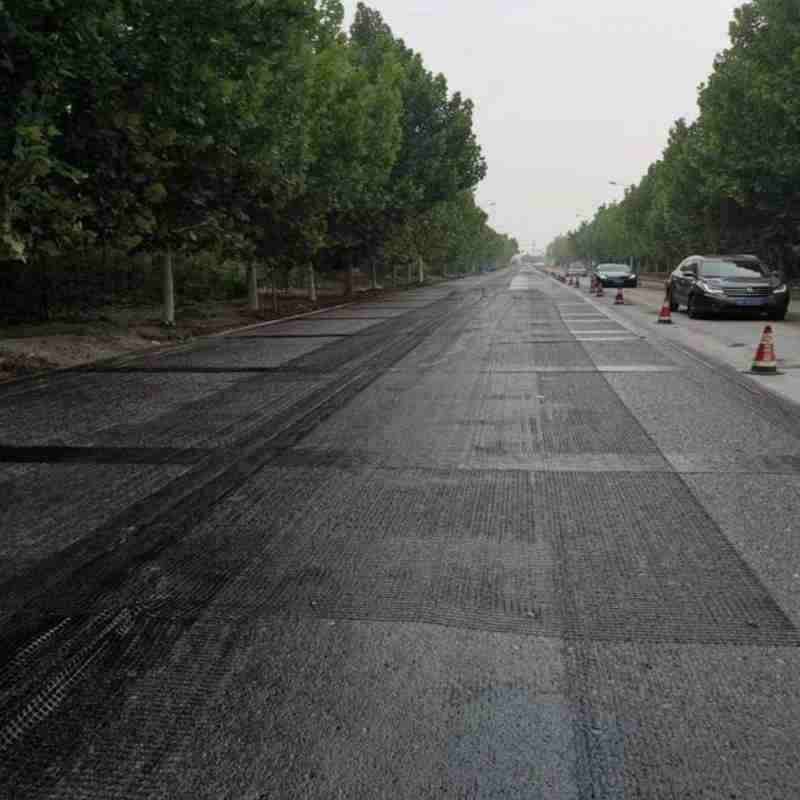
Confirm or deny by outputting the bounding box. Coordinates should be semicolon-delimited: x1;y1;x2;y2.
2;266;800;798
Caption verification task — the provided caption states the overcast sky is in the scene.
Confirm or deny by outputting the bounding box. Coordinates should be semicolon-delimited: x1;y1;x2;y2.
341;0;740;253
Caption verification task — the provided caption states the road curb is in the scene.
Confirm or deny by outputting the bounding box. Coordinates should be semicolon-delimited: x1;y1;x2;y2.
212;301;354;338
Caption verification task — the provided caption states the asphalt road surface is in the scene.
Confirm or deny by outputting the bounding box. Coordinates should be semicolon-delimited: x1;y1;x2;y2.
2;266;800;798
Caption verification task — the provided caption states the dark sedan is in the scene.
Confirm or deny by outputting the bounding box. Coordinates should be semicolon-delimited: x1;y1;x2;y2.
668;255;789;320
593;263;638;288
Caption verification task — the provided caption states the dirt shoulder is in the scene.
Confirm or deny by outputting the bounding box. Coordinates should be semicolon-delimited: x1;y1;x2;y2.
0;288;414;383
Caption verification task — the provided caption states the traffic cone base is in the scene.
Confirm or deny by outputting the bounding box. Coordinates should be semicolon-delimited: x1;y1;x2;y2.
751;325;778;373
657;296;673;324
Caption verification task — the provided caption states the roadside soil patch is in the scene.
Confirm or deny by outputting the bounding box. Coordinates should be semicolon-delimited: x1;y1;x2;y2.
0;288;415;383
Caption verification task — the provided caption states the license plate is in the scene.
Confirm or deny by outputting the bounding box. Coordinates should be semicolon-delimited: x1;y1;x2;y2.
735;297;767;306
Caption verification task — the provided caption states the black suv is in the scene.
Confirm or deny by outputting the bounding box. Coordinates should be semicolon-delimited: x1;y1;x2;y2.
668;255;789;320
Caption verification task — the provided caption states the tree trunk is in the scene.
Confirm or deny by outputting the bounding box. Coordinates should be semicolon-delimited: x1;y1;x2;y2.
308;263;317;303
393;261;398;288
247;263;259;311
162;245;175;326
39;257;51;321
418;255;424;285
271;266;278;313
407;260;412;287
370;259;377;290
346;257;355;298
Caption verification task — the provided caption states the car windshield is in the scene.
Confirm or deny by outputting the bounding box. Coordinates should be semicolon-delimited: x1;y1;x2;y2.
700;260;765;278
598;265;630;274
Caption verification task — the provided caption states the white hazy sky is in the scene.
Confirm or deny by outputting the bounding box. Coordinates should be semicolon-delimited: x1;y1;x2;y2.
341;0;740;252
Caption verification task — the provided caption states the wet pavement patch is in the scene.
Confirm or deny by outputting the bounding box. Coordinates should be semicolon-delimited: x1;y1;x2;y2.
448;691;584;799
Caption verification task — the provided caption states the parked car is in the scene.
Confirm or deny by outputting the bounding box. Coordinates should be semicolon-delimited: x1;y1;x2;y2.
593;263;638;288
668;255;789;320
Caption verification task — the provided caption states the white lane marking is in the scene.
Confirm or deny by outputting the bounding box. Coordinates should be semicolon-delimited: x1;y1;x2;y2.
574;337;640;342
568;330;633;335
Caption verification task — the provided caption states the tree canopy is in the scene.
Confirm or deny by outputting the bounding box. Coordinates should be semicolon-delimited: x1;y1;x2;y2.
0;0;515;319
547;0;800;277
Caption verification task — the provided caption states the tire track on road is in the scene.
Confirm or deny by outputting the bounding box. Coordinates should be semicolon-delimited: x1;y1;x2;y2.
0;290;485;797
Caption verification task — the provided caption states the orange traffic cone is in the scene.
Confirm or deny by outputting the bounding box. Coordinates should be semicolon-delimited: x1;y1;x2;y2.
657;295;673;324
614;288;624;305
751;325;778;374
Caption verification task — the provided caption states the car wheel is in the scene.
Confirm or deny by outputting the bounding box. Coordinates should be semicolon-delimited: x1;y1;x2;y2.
769;308;788;321
669;287;679;312
687;294;702;319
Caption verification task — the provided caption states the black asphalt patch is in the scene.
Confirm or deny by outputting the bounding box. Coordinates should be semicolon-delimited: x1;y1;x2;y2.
278;316;402;321
233;319;378;336
226;333;354;339
537;373;660;454
0;446;208;465
535;471;798;645
0;463;190;586
83;365;298;373
0;293;471;631
221;466;559;636
162;464;800;647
